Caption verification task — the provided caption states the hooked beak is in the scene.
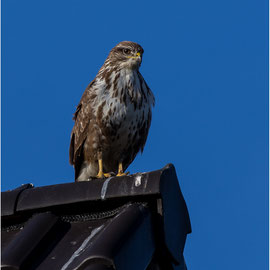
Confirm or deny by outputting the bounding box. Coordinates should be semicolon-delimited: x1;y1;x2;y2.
126;51;142;68
128;52;142;60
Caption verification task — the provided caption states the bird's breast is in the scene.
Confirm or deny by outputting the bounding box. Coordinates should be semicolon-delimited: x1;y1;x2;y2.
92;69;152;149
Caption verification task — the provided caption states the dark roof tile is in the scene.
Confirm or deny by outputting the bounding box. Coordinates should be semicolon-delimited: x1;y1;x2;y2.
1;164;191;270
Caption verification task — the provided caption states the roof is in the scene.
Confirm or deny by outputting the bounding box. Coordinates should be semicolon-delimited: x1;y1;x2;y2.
1;163;191;270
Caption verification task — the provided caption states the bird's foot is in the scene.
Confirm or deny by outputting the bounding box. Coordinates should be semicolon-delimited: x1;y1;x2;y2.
116;171;129;177
96;172;112;179
96;158;112;178
116;162;129;177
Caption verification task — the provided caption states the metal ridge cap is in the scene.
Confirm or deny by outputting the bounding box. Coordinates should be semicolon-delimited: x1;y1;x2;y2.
1;184;34;217
1;164;175;216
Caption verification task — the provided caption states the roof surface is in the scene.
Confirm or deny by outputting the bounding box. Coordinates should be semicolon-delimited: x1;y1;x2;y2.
1;164;191;270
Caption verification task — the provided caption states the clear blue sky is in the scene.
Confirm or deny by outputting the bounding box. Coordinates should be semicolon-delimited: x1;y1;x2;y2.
2;0;268;269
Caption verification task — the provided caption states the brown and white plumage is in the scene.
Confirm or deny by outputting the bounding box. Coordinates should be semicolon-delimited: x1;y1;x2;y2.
69;41;155;181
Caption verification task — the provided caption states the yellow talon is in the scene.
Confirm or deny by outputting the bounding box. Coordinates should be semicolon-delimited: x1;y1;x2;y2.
116;172;129;177
96;171;103;179
96;159;111;178
116;163;129;177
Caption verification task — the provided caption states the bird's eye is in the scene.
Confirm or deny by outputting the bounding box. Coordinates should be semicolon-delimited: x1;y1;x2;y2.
123;48;131;55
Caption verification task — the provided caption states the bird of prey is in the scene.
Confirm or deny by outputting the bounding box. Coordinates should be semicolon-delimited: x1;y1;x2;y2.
69;41;155;181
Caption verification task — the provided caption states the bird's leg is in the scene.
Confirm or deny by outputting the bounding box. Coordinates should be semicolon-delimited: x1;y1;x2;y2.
96;159;104;178
116;162;129;177
96;158;111;178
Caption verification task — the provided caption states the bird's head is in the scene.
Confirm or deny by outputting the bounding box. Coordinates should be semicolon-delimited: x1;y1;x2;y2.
107;41;144;70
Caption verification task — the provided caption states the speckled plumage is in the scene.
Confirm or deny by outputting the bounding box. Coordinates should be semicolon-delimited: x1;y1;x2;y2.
69;41;155;181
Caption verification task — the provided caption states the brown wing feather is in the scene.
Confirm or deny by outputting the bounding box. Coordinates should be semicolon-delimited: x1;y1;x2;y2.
69;80;95;167
139;109;152;153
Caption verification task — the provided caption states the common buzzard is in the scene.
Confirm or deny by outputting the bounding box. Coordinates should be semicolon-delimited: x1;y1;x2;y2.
69;41;155;181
